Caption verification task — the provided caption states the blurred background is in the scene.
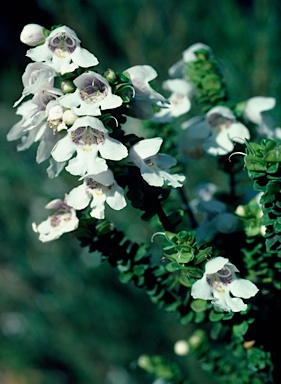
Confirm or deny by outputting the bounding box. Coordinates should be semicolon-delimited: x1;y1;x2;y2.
0;0;280;383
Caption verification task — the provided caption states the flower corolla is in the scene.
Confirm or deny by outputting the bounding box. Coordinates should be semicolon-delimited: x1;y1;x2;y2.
124;65;167;106
26;25;99;74
14;62;56;107
59;71;123;116
152;79;193;123
51;116;128;176
191;256;259;312
182;105;250;156
32;198;79;242
66;170;126;219
129;137;185;188
243;96;276;126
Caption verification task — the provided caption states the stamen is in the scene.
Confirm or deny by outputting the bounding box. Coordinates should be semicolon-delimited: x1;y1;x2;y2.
151;232;166;242
228;151;246;162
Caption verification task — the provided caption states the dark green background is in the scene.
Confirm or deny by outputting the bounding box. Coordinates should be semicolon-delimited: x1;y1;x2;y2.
0;1;280;383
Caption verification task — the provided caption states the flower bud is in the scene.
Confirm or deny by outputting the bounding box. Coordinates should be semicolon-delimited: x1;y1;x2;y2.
174;340;190;355
62;110;78;126
61;80;76;94
103;68;117;83
20;24;45;46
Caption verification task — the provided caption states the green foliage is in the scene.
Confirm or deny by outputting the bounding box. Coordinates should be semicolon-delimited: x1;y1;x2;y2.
185;48;228;112
244;139;281;281
2;1;281;383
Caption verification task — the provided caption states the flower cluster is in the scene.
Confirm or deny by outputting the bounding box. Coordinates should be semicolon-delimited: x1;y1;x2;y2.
9;24;185;241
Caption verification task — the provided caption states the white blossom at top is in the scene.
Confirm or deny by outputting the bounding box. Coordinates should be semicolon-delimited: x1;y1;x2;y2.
51;115;128;176
32;198;79;242
124;65;167;106
191;256;259;312
169;43;212;78
20;23;45;46
152;78;193;123
66;170;126;219
182;105;250;156
26;25;99;75
14;62;56;107
59;71;123;116
129;137;185;188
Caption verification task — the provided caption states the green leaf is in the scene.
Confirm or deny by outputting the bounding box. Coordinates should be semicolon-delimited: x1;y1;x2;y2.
179;274;192;287
180;312;194;325
194;247;212;265
185;267;203;279
118;272;133;283
245;156;267;171
209;309;225;322
177;251;194;263
165;262;181;272
164;301;181;312
233;321;249;338
190;299;207;312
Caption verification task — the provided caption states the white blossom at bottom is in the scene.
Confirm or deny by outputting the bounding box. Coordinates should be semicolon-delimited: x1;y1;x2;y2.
191;256;259;312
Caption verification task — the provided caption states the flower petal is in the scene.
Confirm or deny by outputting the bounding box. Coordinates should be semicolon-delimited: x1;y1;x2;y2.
227;122;250;143
99;137;128;161
212;290;247;312
140;165;164;187
191;277;213;300
205;257;229;274
230;279;259;299
130;137;163;161
67;184;90;210
106;184;127;211
51;135;75;162
90;194;106;219
244;96;276;124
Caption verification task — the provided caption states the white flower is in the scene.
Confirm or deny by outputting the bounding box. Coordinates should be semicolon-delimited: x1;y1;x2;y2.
7;100;38;146
124;65;167;106
243;96;276;126
169;43;212;78
182;106;250;156
51;116;128;176
152;79;193;123
20;23;45;46
191;256;259;312
59;71;123;116
129;137;185;188
36;123;66;179
243;96;276;139
32;198;79;242
14;62;56;107
66;170;126;219
46;100;78;132
26;25;99;74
